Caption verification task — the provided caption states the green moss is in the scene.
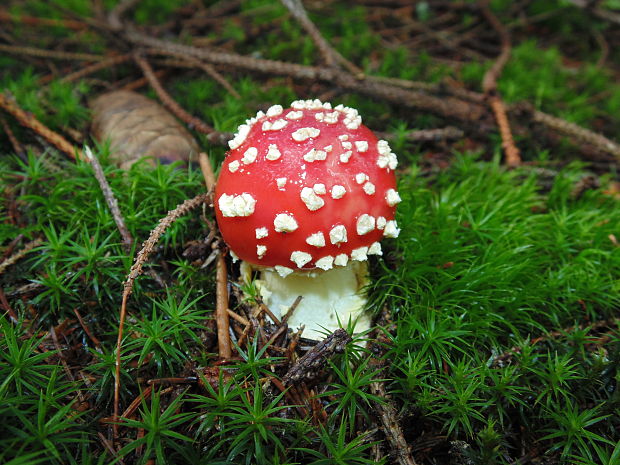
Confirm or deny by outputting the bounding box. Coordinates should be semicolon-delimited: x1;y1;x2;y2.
1;1;619;463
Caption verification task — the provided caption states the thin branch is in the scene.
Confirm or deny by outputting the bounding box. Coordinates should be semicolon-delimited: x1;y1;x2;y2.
108;0;143;31
84;146;133;253
565;0;620;25
177;55;241;99
60;53;132;83
215;253;231;359
49;325;87;405
280;0;363;75
198;152;232;359
369;315;419;465
73;308;102;350
490;96;521;167
0;238;43;276
0;115;26;159
378;126;464;143
133;53;217;135
138;39;488;124
114;192;209;439
480;2;521;166
0;287;20;324
0;43;105;62
529;107;620;159
0;8;88;30
0;92;84;161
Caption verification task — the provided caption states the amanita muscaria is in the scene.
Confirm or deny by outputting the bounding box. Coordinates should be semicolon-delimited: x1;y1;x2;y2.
215;99;401;339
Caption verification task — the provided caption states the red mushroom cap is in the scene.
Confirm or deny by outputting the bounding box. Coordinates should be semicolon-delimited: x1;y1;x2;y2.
214;99;401;275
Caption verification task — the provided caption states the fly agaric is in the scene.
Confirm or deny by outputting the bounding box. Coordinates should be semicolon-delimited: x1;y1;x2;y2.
214;99;401;339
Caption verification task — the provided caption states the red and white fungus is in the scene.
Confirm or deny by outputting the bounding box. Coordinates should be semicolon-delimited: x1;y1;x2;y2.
214;99;401;339
215;99;401;276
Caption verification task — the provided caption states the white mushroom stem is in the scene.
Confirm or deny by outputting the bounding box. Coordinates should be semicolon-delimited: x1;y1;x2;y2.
240;261;372;340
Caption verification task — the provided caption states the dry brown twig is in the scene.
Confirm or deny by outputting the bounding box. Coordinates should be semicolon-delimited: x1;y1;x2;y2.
369;316;419;465
0;115;26;158
15;0;620;165
60;53;132;83
84;146;134;253
177;55;241;99
0;92;84;161
0;43;105;62
113;192;210;439
198;152;232;360
480;2;521;167
0;238;43;277
133;53;228;144
0;8;88;30
133;53;213;135
73;308;102;350
0;287;20;324
280;0;363;76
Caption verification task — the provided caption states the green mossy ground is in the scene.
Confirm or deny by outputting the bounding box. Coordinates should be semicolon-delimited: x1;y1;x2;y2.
1;1;619;464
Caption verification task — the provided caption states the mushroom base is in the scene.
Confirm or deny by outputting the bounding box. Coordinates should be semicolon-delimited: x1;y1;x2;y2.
240;261;371;340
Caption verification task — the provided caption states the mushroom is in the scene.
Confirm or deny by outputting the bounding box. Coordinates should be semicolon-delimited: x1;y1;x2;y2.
214;99;401;339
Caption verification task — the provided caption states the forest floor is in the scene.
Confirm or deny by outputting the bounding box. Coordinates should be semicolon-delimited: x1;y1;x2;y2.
0;1;619;464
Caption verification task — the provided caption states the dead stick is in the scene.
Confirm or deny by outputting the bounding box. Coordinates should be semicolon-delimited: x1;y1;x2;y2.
0;238;43;276
177;56;241;99
84;146;133;253
371;380;418;465
0;43;104;62
133;53;216;135
73;308;102;350
98;432;124;465
0;287;20;323
0;115;25;158
490;96;521;167
60;53;132;83
119;69;167;92
480;2;521;166
0;92;84;161
118;28;620;159
228;309;250;326
198;152;232;359
113;193;209;439
0;9;88;30
49;326;87;405
280;0;363;76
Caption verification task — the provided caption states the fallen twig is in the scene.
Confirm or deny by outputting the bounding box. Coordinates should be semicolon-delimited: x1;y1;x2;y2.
0;43;105;62
0;287;20;324
0;115;26;159
135;32;615;163
490;96;521;167
133;53;218;136
178;56;241;99
528;107;620;159
73;308;102;350
0;8;88;30
378;126;465;143
369;317;419;465
84;146;133;253
280;0;363;76
0;92;84;161
198;152;232;359
0;238;43;277
282;329;351;385
60;53;132;83
480;2;521;167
